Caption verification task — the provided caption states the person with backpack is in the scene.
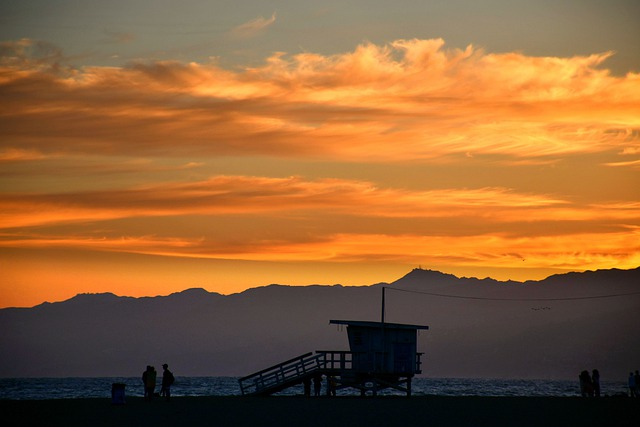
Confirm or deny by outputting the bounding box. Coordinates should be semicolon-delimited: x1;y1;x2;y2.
161;363;175;401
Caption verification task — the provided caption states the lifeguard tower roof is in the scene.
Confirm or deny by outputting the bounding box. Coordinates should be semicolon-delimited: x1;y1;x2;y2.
330;320;429;330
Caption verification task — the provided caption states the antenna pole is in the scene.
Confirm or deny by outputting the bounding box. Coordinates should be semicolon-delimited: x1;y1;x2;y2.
381;286;385;324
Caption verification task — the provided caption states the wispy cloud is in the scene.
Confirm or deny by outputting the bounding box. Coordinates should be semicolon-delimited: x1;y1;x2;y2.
1;175;638;272
0;176;567;227
102;30;135;44
3;229;639;271
229;13;276;39
604;159;640;168
0;148;46;162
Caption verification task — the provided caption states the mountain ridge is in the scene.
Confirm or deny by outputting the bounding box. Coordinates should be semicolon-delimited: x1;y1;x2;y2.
15;266;640;309
1;266;638;379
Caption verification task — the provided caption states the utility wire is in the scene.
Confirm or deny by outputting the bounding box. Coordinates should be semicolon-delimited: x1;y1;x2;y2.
385;286;640;302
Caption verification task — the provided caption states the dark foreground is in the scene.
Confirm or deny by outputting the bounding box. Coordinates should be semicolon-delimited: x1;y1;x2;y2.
3;396;637;427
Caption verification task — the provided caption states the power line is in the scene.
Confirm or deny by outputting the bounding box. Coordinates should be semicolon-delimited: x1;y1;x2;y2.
384;286;640;302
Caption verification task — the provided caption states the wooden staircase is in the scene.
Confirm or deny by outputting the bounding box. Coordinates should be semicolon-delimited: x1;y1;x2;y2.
238;352;324;396
239;351;356;396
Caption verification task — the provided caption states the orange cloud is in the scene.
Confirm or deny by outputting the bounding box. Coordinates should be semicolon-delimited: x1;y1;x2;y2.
605;159;640;168
0;148;46;162
1;38;639;163
3;229;638;275
1;176;638;272
0;176;571;227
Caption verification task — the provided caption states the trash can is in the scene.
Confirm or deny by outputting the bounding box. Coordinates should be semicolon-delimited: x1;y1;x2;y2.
111;383;126;405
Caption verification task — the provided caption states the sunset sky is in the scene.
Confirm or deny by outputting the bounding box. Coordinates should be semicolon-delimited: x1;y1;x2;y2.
1;0;639;308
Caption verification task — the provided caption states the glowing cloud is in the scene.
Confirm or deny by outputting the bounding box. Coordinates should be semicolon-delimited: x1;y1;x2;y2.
0;176;566;227
1;175;638;274
1;38;639;163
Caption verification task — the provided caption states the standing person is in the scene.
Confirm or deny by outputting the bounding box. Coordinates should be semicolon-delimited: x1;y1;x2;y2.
591;369;600;398
142;366;150;398
303;377;311;397
145;366;157;400
629;372;636;397
326;376;337;397
579;370;592;397
635;371;640;397
161;363;174;401
313;374;322;397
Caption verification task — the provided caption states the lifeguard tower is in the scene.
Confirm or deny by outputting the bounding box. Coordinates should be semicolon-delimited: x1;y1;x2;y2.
323;319;428;396
239;305;428;396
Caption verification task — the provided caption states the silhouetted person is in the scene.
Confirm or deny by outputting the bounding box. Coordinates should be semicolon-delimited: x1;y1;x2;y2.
313;374;322;397
145;365;157;400
161;363;174;401
579;370;592;397
635;371;640;397
303;377;311;397
591;369;600;397
631;372;638;397
326;376;337;397
142;365;150;398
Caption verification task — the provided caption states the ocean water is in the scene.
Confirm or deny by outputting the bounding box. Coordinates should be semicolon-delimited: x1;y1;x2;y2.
0;377;629;400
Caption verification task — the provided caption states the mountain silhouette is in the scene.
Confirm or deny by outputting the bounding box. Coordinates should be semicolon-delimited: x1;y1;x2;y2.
1;267;638;380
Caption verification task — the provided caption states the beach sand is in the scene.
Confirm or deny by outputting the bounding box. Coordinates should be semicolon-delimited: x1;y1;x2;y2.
3;395;636;427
